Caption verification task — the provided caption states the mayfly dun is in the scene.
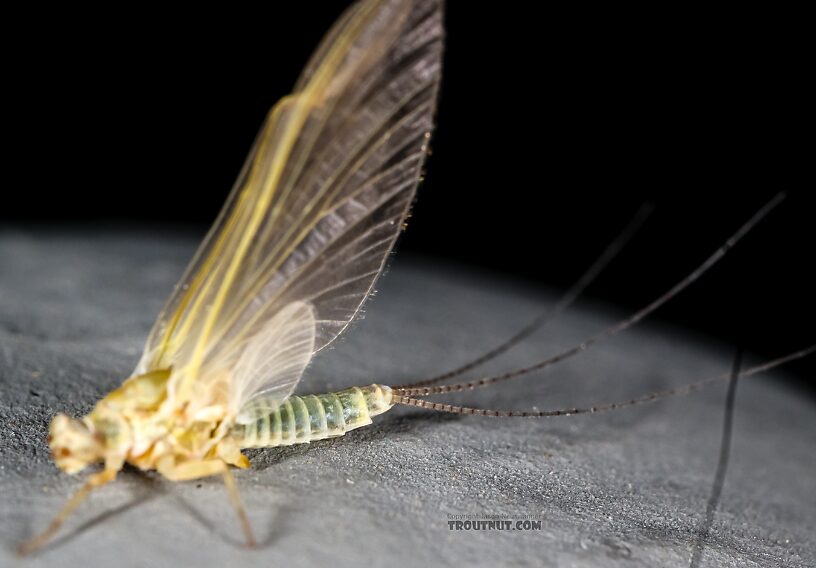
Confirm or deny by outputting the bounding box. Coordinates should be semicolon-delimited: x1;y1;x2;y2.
18;0;814;556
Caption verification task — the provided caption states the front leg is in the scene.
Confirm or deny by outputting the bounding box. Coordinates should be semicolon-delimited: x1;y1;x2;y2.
18;467;119;556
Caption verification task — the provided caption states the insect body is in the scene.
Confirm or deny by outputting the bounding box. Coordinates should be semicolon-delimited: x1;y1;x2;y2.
19;0;813;557
21;0;444;554
233;384;393;448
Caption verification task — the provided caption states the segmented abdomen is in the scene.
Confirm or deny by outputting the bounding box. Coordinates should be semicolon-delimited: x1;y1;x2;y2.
231;384;393;448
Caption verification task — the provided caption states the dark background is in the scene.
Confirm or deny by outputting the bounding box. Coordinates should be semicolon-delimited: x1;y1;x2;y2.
4;3;813;391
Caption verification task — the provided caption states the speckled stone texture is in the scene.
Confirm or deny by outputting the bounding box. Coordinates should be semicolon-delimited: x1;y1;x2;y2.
1;230;814;567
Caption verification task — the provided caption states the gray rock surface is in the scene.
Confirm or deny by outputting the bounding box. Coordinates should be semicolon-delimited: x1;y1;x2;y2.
1;230;814;568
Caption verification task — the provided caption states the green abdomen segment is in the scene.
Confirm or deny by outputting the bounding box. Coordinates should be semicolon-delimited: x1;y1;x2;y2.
233;384;393;449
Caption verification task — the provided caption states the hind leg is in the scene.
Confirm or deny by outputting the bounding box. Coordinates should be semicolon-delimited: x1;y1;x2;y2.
157;457;256;547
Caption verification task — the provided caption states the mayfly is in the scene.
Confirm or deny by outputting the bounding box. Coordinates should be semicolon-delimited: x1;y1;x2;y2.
19;0;814;555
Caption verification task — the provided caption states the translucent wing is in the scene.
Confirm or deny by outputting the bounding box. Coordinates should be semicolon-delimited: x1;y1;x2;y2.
135;0;444;413
232;302;316;410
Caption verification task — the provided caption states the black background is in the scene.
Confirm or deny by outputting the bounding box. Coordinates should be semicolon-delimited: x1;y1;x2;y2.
4;3;813;391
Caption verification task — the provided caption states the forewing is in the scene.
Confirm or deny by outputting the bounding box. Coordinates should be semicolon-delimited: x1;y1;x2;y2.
135;0;444;411
231;302;316;411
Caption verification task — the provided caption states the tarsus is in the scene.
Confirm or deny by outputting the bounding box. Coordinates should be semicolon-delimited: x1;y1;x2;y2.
394;193;786;397
391;344;813;417
396;202;653;390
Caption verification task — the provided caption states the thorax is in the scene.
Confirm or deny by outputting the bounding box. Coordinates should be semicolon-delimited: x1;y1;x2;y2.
88;369;232;471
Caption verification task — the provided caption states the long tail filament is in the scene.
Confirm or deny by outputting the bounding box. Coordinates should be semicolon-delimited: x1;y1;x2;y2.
394;193;786;397
392;344;814;417
398;202;654;390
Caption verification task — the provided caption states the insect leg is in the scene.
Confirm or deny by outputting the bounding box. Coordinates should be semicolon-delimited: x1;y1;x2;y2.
222;467;257;549
157;458;257;547
17;468;118;556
